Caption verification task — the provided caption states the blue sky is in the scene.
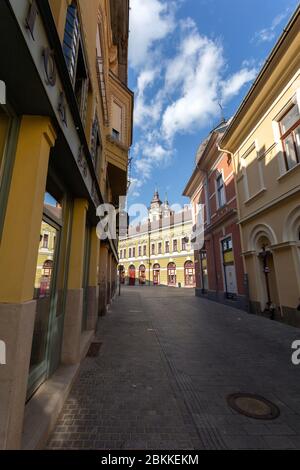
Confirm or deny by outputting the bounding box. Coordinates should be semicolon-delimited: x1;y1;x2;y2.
127;0;299;211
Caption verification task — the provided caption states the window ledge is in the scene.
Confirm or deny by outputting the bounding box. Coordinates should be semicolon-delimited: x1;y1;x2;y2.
277;162;300;182
244;187;266;205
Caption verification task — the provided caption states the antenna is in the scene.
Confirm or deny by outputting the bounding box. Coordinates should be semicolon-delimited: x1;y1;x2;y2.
218;100;225;123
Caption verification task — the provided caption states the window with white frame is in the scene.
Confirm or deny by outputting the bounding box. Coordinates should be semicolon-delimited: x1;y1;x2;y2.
216;173;226;207
279;103;300;171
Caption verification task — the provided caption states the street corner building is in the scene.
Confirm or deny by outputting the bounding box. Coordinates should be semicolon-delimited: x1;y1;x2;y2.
183;121;247;310
0;0;133;449
118;190;196;288
184;6;300;326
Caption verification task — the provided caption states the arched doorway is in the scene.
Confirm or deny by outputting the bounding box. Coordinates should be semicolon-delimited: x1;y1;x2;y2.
119;265;125;284
167;262;176;286
153;263;160;286
128;265;136;286
257;236;279;314
184;260;195;286
39;260;53;296
139;265;146;285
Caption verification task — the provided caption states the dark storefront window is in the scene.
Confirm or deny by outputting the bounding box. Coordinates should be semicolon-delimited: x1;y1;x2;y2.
28;178;72;398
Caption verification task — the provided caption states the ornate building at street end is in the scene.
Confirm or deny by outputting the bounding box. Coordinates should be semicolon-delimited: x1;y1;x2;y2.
119;191;195;288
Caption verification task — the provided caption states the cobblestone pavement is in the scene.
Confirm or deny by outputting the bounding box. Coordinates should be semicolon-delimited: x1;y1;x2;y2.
48;286;300;450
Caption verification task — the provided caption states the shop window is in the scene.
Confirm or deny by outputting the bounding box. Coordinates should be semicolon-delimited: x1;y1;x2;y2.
279;103;300;171
28;179;70;399
216;173;226;208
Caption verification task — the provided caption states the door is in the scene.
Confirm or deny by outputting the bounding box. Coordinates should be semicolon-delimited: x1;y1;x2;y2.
153;264;160;285
128;265;136;285
221;237;237;298
224;265;237;295
139;265;146;285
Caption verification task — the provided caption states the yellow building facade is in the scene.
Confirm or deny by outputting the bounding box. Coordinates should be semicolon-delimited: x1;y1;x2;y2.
119;192;195;288
0;0;132;449
220;6;300;326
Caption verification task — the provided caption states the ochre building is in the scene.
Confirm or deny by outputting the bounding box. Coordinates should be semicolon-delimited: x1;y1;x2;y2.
220;6;300;326
0;0;133;449
119;191;195;288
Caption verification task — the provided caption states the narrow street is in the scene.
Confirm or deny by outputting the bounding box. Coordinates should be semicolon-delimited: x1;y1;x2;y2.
48;287;300;450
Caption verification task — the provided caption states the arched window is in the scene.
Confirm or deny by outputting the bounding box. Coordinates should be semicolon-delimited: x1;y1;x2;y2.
153;263;160;286
119;265;125;284
167;262;176;286
42;259;53;277
139;265;146;285
128;265;136;286
184;261;195;286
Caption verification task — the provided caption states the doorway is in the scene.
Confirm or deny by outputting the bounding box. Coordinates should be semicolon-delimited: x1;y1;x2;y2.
128;265;136;286
153;263;160;285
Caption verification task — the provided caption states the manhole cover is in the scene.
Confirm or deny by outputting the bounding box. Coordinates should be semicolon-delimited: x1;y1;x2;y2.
87;342;102;357
227;393;280;420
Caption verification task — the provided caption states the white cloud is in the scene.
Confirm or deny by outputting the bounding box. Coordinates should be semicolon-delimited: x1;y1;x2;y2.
129;0;175;69
162;32;224;140
253;9;290;43
221;67;257;102
129;2;261;192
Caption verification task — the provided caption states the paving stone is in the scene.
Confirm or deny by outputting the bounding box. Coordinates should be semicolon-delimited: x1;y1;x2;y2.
47;286;300;450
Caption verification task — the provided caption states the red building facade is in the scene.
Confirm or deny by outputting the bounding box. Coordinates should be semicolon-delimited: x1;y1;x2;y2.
184;122;248;310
